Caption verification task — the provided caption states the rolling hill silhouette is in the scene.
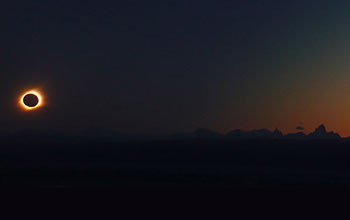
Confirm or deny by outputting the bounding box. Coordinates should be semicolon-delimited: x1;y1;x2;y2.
226;128;283;139
171;128;224;139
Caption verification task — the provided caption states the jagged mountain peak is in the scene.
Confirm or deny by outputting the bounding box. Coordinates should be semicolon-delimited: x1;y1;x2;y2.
308;124;341;139
273;128;283;137
313;124;327;134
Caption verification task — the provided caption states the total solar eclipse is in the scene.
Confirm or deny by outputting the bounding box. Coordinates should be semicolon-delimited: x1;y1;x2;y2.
20;91;43;110
23;93;39;107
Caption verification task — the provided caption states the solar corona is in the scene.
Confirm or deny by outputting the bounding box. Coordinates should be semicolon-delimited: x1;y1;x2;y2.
20;90;43;111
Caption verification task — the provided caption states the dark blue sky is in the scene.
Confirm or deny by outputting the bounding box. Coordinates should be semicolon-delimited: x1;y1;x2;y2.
1;0;350;135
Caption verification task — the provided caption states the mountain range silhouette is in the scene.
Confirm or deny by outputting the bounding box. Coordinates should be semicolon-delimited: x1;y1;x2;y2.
172;124;344;140
1;123;350;187
2;124;346;142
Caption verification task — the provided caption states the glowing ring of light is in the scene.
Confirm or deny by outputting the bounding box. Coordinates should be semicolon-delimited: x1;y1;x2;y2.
20;90;43;111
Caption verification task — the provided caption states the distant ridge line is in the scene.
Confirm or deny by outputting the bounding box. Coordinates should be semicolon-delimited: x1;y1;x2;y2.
171;124;347;141
1;124;348;142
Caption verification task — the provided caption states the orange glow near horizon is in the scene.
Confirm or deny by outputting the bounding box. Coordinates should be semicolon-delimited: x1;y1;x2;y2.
19;90;44;111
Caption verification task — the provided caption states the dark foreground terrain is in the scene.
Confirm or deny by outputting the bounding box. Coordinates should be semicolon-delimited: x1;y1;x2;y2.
1;136;350;188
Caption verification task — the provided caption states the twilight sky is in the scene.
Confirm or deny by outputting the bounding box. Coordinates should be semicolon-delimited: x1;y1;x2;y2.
1;0;350;136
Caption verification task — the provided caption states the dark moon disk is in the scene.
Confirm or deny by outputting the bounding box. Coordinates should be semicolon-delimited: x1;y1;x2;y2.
23;94;39;107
